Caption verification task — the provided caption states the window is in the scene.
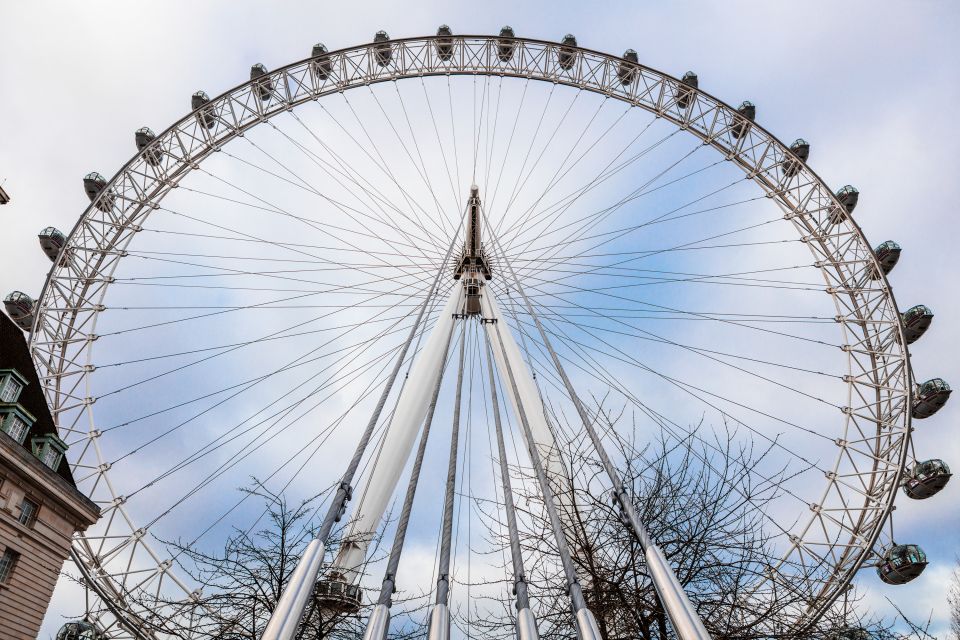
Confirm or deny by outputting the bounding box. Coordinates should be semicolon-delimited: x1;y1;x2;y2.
2;414;28;444
18;497;38;527
42;447;59;469
0;376;22;403
0;549;18;583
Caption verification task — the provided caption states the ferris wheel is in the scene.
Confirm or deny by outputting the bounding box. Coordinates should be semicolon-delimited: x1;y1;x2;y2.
10;28;952;640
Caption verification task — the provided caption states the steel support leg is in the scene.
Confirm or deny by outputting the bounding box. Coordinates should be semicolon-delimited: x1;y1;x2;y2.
332;286;465;582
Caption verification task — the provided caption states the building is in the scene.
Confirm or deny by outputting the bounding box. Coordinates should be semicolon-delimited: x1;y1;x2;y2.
0;312;100;639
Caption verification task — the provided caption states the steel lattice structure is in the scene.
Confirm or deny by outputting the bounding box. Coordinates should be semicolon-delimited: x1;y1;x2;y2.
28;34;919;638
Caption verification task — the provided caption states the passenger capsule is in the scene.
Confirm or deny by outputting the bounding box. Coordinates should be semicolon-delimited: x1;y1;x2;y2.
56;621;107;640
903;459;951;499
557;34;577;71
435;25;454;61
617;49;639;85
730;101;756;139
497;26;516;62
901;304;934;344
3;291;35;331
373;30;392;67
135;126;162;166
192;90;217;129
83;172;115;212
250;63;273;102
877;544;927;585
311;43;333;81
38;226;66;262
828;185;859;225
675;71;698;109
912;378;951;419
871;240;901;279
782;138;810;178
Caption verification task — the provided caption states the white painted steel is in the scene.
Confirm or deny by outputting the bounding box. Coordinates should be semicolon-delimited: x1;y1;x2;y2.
260;539;325;640
426;603;450;640
645;544;711;640
331;287;464;582
361;604;391;640
516;607;541;640
480;291;568;487
574;608;604;640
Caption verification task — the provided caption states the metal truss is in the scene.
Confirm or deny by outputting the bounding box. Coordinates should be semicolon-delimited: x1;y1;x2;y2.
28;34;912;637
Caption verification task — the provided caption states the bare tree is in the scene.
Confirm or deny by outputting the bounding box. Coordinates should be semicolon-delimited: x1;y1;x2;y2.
949;557;960;640
102;479;422;639
472;405;935;640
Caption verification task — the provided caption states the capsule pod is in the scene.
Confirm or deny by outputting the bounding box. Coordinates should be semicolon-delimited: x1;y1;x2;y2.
903;459;951;499
782;138;810;178
912;378;951;419
617;49;639;85
557;34;577;71
828;185;859;225
901;304;933;344
3;291;35;331
83;172;115;212
372;30;392;67
730;101;755;139
877;544;927;585
250;63;273;102
497;26;516;62
192;90;217;129
311;43;333;80
135;126;162;166
675;71;698;109
56;621;107;640
870;240;901;279
435;25;454;61
38;226;66;262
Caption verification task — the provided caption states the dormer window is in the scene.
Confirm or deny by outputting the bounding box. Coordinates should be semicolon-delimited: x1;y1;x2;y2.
4;415;28;444
0;369;27;404
31;433;68;470
1;407;34;445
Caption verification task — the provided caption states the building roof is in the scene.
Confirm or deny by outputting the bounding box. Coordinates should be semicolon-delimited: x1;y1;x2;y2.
0;312;76;485
0;183;8;204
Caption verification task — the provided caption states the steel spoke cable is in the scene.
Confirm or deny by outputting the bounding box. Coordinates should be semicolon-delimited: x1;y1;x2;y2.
195;153;445;265
133;228;433;261
105;294;436;462
266;114;450;259
504;296;838;457
505;303;843;379
484;77;531;214
127;320;407;506
494;117;675;248
494;294;817;536
391;81;461;234
349;89;455;239
507;316;824;542
501;142;707;267
96;280;430;400
100;283;451;434
489;276;840;352
97;268;436;338
419;76;463;212
446;76;463;206
311;101;451;245
495;99;635;246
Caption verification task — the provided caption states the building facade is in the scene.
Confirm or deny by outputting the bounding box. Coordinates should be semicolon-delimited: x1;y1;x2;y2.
0;312;99;639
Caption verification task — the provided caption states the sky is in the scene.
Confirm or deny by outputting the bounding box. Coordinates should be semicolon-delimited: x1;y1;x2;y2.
1;0;959;638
